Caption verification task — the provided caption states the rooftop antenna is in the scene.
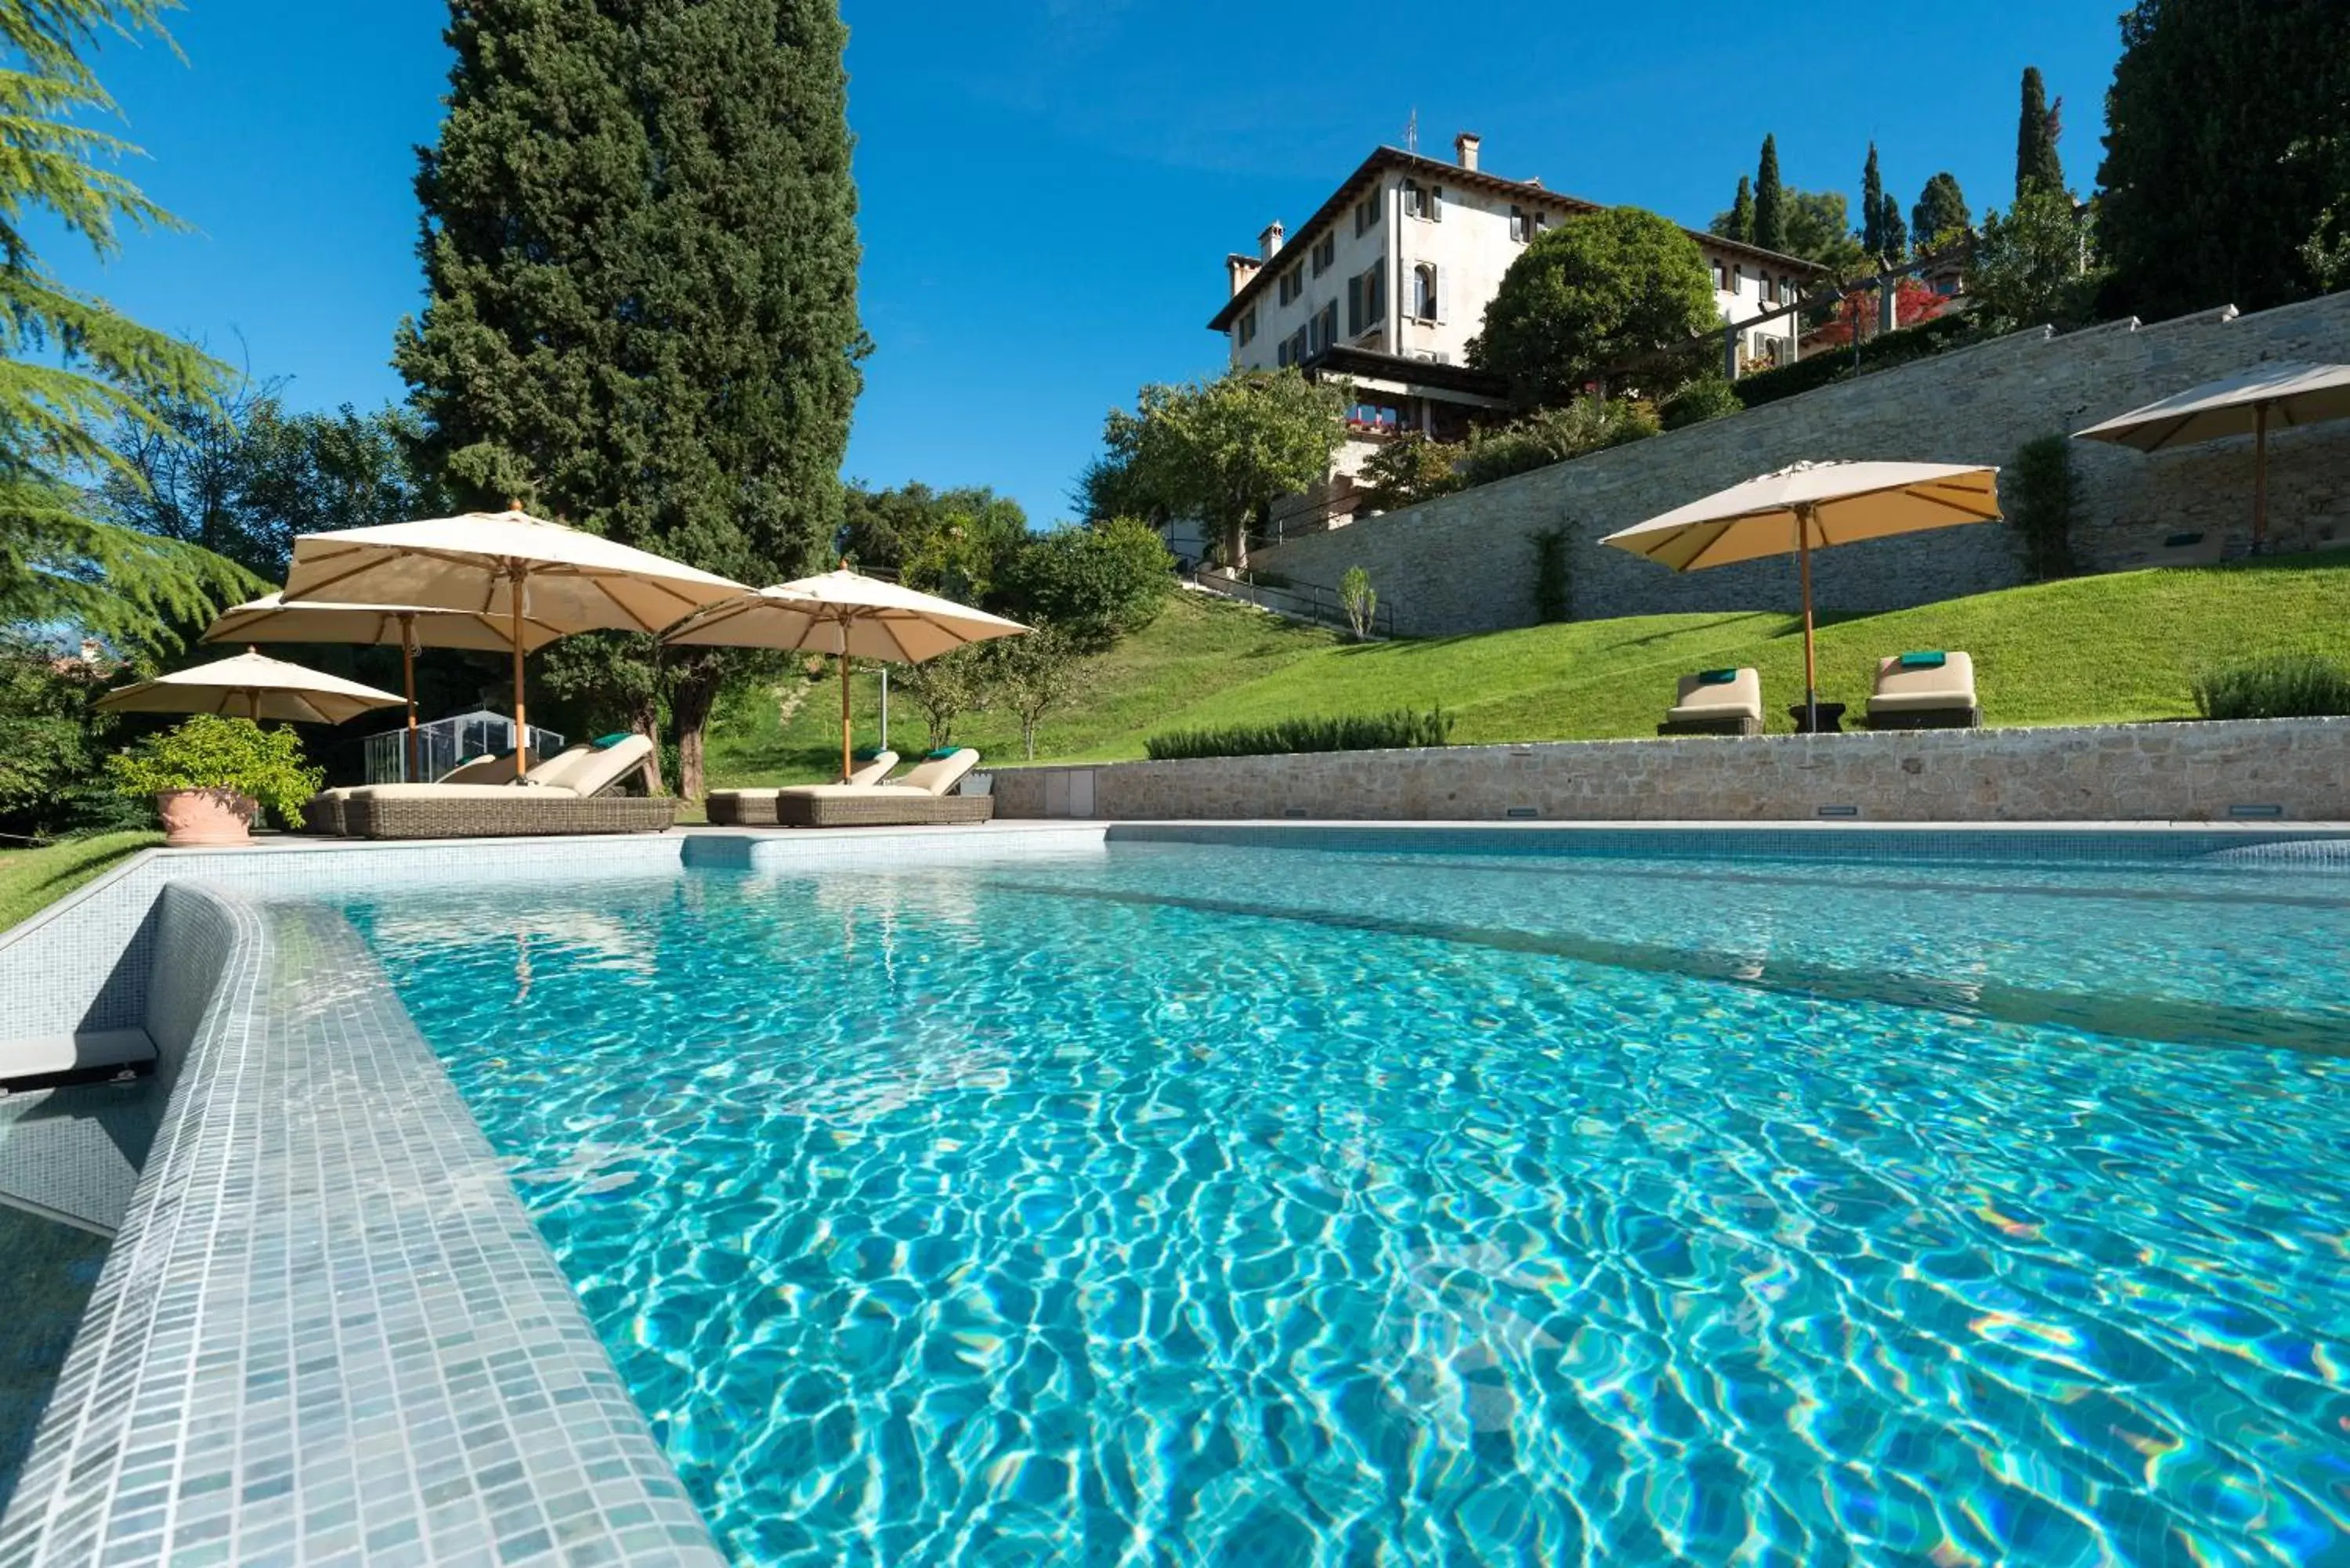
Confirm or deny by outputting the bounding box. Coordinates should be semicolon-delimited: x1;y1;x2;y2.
1404;107;1419;155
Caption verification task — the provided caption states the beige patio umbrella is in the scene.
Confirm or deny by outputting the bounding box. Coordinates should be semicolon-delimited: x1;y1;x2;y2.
280;507;747;774
1600;461;2002;730
204;593;569;779
96;649;406;725
663;568;1030;783
2073;361;2350;552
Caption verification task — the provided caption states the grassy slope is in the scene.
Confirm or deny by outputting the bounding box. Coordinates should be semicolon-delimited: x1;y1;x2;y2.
0;832;161;934
705;553;2350;786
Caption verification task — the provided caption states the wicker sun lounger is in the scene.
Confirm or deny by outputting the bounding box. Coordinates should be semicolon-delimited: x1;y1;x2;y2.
1657;668;1764;736
341;735;674;838
772;747;992;829
707;750;898;826
1865;651;1981;730
300;745;577;836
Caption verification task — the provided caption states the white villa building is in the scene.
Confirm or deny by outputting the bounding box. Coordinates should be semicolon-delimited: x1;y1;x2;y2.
1200;133;1823;551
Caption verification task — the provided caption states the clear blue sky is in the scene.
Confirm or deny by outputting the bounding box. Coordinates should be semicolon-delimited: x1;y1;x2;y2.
55;1;2124;529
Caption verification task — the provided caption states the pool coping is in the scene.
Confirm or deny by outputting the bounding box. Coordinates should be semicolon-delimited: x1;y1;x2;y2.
6;817;2350;1563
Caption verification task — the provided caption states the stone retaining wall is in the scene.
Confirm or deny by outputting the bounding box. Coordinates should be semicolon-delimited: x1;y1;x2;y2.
1251;291;2350;634
991;717;2350;823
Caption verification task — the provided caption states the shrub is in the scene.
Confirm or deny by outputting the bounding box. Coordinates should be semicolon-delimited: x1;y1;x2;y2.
1340;566;1378;640
996;515;1173;651
1145;708;1455;761
1658;376;1742;431
0;638;135;841
107;715;324;826
1731;312;1976;411
1531;529;1571;622
2006;433;2080;579
1357;431;1462;511
1456;395;1659;489
2191;656;2350;721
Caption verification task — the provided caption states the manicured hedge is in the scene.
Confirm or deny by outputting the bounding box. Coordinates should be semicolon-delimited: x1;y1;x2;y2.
1144;708;1455;761
1731;313;1979;410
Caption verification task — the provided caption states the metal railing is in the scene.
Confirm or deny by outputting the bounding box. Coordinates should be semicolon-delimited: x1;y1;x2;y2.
1186;569;1396;638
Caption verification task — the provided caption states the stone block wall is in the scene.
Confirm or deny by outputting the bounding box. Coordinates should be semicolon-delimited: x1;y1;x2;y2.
1251;292;2350;634
992;717;2350;824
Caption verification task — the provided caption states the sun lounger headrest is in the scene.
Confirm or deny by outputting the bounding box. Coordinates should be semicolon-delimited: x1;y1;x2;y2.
895;746;979;797
591;732;636;749
554;733;653;797
854;746;889;761
1897;651;1947;669
1694;668;1740;685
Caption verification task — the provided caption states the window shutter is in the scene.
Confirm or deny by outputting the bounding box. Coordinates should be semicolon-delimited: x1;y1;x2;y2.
1347;275;1362;335
1430;186;1443;222
1434;264;1447;323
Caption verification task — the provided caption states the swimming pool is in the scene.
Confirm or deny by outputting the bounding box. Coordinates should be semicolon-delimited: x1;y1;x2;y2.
352;837;2350;1565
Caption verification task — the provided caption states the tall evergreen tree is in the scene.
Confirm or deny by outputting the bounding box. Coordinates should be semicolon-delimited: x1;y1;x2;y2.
1753;135;1787;254
2016;66;2065;197
2099;0;2348;320
1721;175;1755;244
1912;172;1972;251
0;0;258;656
396;0;865;799
1861;143;1888;257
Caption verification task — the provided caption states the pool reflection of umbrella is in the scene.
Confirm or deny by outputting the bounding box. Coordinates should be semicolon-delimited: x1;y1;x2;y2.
1600;461;2002;732
280;508;747;775
663;568;1029;784
204;594;569;779
95;649;407;724
2074;361;2350;553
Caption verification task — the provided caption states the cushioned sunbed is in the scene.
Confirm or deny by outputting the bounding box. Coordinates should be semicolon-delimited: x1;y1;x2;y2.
774;748;993;829
342;735;675;838
1657;668;1764;736
1865;651;1981;729
706;750;898;826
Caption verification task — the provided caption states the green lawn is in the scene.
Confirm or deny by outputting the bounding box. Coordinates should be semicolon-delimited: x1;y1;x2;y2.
0;832;162;934
705;552;2350;786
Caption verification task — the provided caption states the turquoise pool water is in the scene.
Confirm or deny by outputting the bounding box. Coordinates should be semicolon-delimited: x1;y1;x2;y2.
351;840;2350;1566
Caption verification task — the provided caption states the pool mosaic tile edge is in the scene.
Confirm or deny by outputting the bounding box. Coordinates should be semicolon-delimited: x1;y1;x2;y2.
0;883;729;1566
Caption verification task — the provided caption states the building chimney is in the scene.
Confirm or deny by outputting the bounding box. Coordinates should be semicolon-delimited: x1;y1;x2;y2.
1258;221;1286;260
1454;132;1481;172
1227;255;1262;298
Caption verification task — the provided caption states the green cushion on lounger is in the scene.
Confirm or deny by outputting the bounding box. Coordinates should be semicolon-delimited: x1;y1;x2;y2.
1694;668;1740;685
925;746;962;760
1897;651;1947;670
853;746;888;761
591;732;634;748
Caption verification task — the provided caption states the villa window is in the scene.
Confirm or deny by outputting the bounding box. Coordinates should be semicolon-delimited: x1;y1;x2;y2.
1354;193;1381;235
1312;232;1336;276
1237;306;1256;347
1403;180;1441;222
1759;274;1777;305
1412;262;1441;322
1712;262;1728;291
1347;260;1386;335
1309;301;1337;355
1509;206;1529;243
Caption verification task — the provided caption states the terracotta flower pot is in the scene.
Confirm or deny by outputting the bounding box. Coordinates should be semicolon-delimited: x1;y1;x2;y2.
155;788;258;848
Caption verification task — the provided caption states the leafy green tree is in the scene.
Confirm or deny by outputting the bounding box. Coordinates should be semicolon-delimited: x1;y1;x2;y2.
2099;0;2349;320
395;0;865;800
2016;66;2065;197
1102;370;1344;570
1781;189;1867;276
897;493;1029;606
0;634;135;838
1468;207;1718;408
95;387;437;580
891;644;988;748
1911;172;1972;251
1965;187;2103;332
0;0;258;656
996;517;1171;651
1711;175;1755;244
1753;135;1788;254
1358;432;1460;512
979;625;1079;760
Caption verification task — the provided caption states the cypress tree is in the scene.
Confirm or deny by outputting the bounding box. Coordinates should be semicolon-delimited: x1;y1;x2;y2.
1912;172;1972;250
1861;143;1887;258
2099;0;2348;320
2016;66;2064;197
1753;135;1787;254
1876;193;1908;264
396;0;865;798
1726;175;1755;244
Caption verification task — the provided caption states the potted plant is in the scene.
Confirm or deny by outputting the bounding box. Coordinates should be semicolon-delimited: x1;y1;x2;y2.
107;714;326;847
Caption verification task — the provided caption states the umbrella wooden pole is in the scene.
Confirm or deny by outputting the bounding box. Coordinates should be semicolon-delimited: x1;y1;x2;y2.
400;615;420;782
2254;402;2270;553
511;571;530;776
840;649;854;784
1797;505;1820;733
